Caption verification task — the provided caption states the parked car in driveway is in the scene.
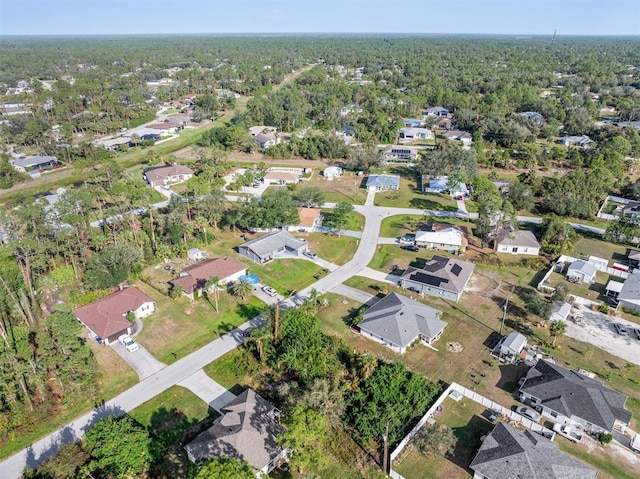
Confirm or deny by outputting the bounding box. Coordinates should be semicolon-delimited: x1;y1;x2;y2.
614;323;628;335
118;334;139;352
630;434;640;453
634;328;640;340
398;235;415;244
401;245;420;252
303;250;317;259
516;406;541;423
553;423;583;443
262;286;278;297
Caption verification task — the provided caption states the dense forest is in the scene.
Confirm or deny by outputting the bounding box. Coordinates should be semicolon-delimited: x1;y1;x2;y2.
2;34;640;477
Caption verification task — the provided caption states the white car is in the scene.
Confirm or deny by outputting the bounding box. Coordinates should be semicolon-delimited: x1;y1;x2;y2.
118;334;139;352
553;423;583;443
516;406;541;423
303;250;317;259
630;434;640;453
262;286;278;297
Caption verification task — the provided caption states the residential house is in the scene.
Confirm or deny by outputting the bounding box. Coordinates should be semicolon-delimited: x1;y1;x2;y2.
517;111;545;122
169;257;248;301
493;332;527;363
366;174;400;191
400;255;475;302
615;121;640;132
11;155;59;173
285;207;323;233
617;271;640;311
382;145;419;162
424;106;449;117
422;175;469;198
560;135;594;148
550;301;572;322
187;248;203;261
358;292;446;354
74;287;155;345
124;128;161;142
398;127;434;142
144;164;194;187
519;359;632;434
98;137;131;151
323;166;343;179
402;118;422;128
469;422;597;479
628;250;640;269
566;260;597;284
495;227;541;256
414;224;468;253
443;130;473;148
238;230;307;264
262;167;302;185
185;389;287;476
622;201;640;218
148;121;183;134
249;126;279;148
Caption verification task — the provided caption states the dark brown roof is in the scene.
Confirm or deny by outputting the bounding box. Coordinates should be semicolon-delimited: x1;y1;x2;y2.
170;257;247;294
148;121;182;130
74;287;154;339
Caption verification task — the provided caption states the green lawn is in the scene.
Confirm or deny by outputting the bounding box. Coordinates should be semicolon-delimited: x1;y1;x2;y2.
305;232;359;265
394;398;494;479
570;236;629;262
136;282;264;364
304;170;368;205
245;258;323;296
371;168;458;211
557;440;637;479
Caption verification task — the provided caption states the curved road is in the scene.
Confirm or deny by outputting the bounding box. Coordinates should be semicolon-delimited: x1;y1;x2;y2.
0;192;607;477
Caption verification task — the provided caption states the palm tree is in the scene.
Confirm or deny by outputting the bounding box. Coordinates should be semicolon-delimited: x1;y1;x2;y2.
245;327;272;363
204;276;222;312
356;352;377;381
232;278;254;301
550;320;567;345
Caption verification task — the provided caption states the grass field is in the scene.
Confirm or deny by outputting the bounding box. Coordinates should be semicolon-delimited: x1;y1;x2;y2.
304;170;369;204
135;281;263;364
244;258;324;296
393;398;494;479
129;386;219;478
305;232;359;265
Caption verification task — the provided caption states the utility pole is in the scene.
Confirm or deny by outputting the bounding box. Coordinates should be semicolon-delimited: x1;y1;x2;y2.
382;420;389;475
501;285;515;335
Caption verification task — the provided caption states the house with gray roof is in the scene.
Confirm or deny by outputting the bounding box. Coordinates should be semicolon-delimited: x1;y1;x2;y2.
617;270;640;311
10;155;59;173
400;255;474;302
359;292;445;354
185;389;288;475
560;135;594;148
495;227;540;256
566;260;597;284
519;360;632;434
424;106;449;117
492;332;528;363
470;422;597;479
238;230;307;264
550;301;572;322
517;111;545;122
366;174;400;191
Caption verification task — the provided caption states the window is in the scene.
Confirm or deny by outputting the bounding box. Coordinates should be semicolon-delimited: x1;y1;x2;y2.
550;411;558;418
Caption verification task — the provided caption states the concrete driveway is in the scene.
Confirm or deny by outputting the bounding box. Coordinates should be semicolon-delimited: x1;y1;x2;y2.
110;342;166;380
565;311;640;365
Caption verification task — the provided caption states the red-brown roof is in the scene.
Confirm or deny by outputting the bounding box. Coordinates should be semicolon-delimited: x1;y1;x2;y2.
296;207;321;227
170;257;247;294
74;287;154;339
148;122;182;130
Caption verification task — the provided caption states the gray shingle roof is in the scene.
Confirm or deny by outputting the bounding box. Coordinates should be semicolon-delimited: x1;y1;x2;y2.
567;260;597;278
501;332;527;355
618;271;640;302
470;422;597;479
366;174;400;189
360;293;445;348
401;255;474;294
11;155;57;168
520;360;631;431
240;230;305;260
184;389;284;469
496;227;541;249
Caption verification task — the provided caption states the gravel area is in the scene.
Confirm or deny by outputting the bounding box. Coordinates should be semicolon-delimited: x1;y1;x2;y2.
565;310;640;365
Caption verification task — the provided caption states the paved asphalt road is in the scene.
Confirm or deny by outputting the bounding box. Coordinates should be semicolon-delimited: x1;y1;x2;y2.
0;192;609;477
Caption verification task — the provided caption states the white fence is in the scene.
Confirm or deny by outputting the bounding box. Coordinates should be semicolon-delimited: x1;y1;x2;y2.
597;195;632;220
389;382;554;478
538;255;629;292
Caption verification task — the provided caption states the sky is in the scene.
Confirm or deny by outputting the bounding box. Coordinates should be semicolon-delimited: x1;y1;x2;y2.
0;0;638;36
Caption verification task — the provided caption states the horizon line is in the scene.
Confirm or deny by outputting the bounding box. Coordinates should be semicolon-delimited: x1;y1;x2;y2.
1;32;639;38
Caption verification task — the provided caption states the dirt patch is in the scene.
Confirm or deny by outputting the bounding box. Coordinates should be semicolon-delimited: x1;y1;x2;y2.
447;342;464;353
465;272;500;296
